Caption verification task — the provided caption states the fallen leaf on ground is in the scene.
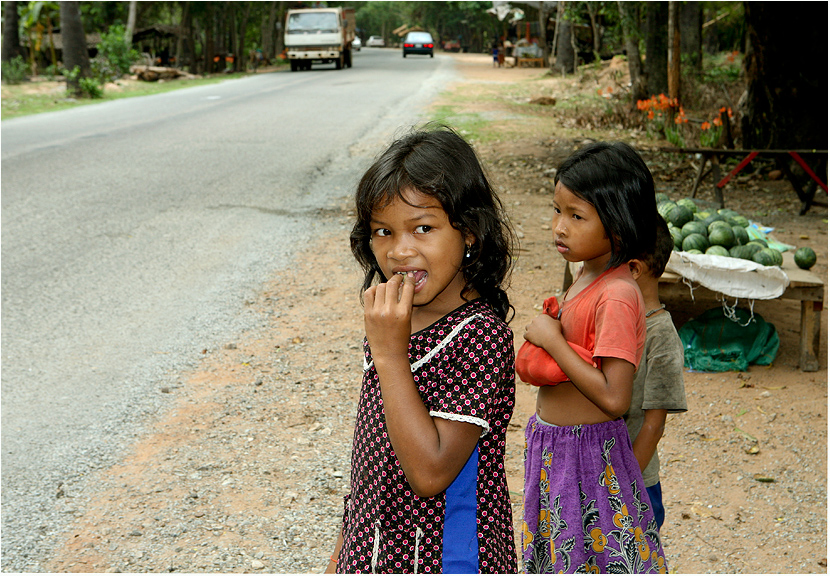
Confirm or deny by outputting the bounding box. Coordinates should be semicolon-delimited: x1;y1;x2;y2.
734;427;757;441
753;474;775;483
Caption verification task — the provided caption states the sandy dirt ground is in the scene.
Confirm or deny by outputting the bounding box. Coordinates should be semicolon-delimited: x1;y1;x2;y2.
43;53;827;574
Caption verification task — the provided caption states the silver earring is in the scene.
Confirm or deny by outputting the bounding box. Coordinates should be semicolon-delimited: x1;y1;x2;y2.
465;245;472;258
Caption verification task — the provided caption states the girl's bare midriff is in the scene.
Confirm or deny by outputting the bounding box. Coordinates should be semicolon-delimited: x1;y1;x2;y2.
536;382;614;426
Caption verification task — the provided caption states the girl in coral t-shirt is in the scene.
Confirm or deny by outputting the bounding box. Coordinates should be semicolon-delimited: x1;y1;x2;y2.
516;142;668;574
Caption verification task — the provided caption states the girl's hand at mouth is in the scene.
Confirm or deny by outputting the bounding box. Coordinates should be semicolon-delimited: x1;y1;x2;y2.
364;272;416;360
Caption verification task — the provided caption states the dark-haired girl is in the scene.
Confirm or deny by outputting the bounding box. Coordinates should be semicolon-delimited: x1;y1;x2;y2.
327;126;518;574
516;142;668;573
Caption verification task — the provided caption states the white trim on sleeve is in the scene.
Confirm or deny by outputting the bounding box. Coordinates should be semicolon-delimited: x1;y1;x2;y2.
429;410;490;437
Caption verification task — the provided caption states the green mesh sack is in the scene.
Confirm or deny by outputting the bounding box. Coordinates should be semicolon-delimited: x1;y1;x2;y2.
678;307;780;372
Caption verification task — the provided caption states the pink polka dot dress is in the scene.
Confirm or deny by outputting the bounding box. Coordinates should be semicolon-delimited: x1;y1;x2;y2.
337;299;518;574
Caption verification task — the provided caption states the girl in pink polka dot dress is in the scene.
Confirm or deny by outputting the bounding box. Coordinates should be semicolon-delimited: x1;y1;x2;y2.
326;126;518;574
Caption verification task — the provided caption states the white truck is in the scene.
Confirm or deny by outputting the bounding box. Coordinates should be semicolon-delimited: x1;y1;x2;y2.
284;7;356;72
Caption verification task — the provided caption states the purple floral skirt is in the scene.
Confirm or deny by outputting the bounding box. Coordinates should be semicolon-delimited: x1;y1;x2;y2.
521;415;668;574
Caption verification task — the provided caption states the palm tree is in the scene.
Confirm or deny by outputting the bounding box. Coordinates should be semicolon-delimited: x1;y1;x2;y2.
59;1;90;96
2;1;22;64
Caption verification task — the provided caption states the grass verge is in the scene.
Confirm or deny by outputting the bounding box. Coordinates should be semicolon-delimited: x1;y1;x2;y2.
1;69;284;120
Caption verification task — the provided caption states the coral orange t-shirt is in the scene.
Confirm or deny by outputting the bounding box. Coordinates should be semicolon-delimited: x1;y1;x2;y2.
516;264;645;386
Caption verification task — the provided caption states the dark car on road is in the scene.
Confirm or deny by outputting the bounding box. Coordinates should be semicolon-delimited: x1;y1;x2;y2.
402;31;434;58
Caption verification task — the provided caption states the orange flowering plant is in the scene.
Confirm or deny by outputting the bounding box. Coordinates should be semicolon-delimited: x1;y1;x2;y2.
637;94;687;147
700;106;734;147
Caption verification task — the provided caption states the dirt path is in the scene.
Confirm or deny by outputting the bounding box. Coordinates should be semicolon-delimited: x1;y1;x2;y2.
44;54;826;574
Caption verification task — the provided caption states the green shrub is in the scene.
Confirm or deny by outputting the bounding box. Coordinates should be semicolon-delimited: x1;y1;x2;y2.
63;66;104;99
95;24;140;82
79;76;104;98
44;63;61;80
91;55;119;84
2;56;29;85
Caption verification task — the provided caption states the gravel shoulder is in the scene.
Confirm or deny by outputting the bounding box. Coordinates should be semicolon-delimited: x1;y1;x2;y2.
42;54;827;574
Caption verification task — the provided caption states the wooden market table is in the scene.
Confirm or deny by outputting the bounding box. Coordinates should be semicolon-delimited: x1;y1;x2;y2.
660;147;828;215
563;252;825;371
658;251;824;371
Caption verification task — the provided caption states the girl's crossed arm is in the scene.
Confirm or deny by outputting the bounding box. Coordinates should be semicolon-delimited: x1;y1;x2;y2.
364;273;481;498
524;314;633;418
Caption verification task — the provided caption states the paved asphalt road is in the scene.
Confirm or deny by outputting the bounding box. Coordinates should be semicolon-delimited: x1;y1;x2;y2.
1;48;457;570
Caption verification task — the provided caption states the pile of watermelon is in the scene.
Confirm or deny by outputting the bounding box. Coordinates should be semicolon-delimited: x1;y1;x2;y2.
657;194;817;270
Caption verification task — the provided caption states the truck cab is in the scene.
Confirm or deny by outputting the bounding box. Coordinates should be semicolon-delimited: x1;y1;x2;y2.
285;7;356;71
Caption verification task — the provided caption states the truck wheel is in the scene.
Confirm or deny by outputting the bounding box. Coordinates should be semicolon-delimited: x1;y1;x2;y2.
345;49;352;68
290;60;298;72
335;53;343;70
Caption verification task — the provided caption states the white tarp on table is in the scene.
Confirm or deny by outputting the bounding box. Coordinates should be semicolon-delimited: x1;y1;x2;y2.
666;251;790;300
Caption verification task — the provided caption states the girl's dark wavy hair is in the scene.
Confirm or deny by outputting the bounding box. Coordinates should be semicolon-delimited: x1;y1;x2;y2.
350;125;515;321
555;141;658;269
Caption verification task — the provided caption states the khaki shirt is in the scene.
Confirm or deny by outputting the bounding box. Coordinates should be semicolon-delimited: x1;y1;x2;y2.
624;311;688;487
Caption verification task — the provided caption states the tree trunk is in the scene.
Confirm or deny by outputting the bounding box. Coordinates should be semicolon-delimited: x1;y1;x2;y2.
538;5;549;67
680;1;702;72
702;6;719;54
59;1;91;95
275;1;285;56
125;1;138;43
263;1;278;61
176;1;190;68
742;1;828;150
617;1;646;104
228;3;237;71
585;1;601;60
550;1;562;70
235;2;251;72
555;5;575;74
667;1;681;100
645;1;668;96
47;17;57;69
2;1;22;63
185;4;197;72
204;2;215;73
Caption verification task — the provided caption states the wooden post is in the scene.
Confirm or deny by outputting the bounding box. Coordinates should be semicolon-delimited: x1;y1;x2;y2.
799;300;821;372
668;1;681;100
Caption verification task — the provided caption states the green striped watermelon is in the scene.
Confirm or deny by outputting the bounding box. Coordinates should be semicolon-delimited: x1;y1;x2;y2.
676;198;698;214
670;227;684;249
732;226;750;246
681;221;708;238
709;225;736;249
753;248;779;266
794;247;817;270
730;245;755;260
668;205;694;228
706;245;730;257
682;233;710;252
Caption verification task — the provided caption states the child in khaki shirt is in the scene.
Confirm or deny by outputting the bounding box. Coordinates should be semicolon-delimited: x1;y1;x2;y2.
626;215;688;529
